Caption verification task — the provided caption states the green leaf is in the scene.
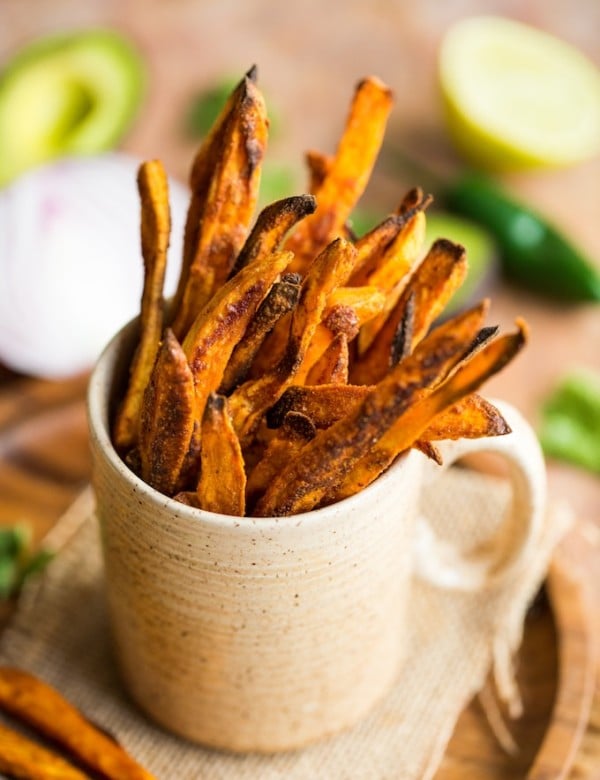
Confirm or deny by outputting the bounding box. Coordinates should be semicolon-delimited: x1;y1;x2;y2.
539;370;600;473
0;556;18;599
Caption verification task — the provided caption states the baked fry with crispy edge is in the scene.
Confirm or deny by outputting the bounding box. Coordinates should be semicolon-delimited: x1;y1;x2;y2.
352;238;468;384
219;273;301;394
171;69;268;338
328;323;526;504
0;667;155;780
227;238;357;445
196;394;246;515
285;77;393;270
255;302;489;516
0;722;89;780
113;160;171;453
246;411;316;512
139;329;195;496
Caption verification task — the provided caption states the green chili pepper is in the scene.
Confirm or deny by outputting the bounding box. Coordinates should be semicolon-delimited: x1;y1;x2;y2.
443;173;600;302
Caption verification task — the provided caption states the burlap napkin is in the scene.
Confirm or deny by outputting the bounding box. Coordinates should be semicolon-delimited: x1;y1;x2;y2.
0;468;569;780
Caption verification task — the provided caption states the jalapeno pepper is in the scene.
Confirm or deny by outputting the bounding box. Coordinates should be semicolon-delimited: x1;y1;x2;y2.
443;173;600;302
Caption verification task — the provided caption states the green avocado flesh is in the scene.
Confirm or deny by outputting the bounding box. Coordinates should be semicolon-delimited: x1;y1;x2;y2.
0;30;145;186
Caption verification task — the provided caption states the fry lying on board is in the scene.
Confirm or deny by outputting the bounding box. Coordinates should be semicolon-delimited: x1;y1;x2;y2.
0;667;155;780
111;68;527;517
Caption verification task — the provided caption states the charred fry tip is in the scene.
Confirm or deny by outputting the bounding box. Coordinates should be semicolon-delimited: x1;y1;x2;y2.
206;392;226;414
356;74;393;99
431;237;466;261
262;194;317;221
282;410;318;441
266;392;293;429
281;271;303;285
515;317;530;342
467;324;500;353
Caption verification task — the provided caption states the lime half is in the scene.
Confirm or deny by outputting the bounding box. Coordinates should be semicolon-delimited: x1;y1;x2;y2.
439;16;600;171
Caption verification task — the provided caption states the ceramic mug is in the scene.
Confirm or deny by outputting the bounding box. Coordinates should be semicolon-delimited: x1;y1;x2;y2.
87;318;546;753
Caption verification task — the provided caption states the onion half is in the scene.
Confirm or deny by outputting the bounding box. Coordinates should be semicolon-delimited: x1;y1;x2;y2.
0;153;188;378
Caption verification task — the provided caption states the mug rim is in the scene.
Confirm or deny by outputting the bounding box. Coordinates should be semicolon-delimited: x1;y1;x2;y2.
87;318;416;532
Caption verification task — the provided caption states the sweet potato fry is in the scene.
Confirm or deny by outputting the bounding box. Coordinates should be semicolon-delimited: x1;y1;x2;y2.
0;667;155;780
297;306;358;383
228;238;357;444
254;305;486;516
413;440;443;465
182;248;294;424
171;71;268;338
328;322;527;504
196;394;246;516
139;329;195;496
421;394;510;441
325;285;386;325
0;723;89;780
305;333;349;385
228;195;316;278
113;160;171;453
305;149;332;193
219;273;301;394
286;77;393;270
352;239;468;383
246;411;316;512
350;190;431;287
267;383;370;429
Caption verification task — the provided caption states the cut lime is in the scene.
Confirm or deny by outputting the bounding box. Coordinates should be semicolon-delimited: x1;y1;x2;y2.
439;16;600;171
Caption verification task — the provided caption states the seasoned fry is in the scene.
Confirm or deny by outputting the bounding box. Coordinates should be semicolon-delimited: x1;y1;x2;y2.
390;290;416;366
306;333;349;385
228;238;357;444
197;394;246;516
305;149;332;193
139;329;195;496
219;273;301;394
108;70;530;518
182;249;294;426
413;440;443;465
328;323;527;504
0;667;155;780
350;190;431;287
113;160;171;453
421;394;510;441
0;723;89;780
246;411;316;512
352;239;468;383
228;195;316;278
267;383;370;429
324;286;386;325
254;305;486;516
171;71;268;338
286;77;393;270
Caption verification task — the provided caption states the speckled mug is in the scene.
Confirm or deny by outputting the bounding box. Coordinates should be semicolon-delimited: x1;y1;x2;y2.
87;319;546;753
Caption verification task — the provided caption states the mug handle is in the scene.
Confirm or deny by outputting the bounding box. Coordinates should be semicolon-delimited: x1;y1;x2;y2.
413;399;546;591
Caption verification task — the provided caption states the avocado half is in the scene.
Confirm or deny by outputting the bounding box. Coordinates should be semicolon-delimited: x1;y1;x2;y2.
0;29;145;186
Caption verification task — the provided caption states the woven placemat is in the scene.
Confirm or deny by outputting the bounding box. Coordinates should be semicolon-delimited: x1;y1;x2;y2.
0;468;569;780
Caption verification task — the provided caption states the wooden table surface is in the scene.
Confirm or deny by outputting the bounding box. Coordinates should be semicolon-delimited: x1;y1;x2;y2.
1;1;599;777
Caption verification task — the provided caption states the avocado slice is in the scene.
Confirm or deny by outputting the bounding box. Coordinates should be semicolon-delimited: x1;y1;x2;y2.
0;29;145;186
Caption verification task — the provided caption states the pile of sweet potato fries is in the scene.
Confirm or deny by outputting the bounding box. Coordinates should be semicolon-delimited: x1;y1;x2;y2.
113;67;524;517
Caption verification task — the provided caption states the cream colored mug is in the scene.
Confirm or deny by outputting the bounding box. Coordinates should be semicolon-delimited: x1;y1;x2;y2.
87;319;546;753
